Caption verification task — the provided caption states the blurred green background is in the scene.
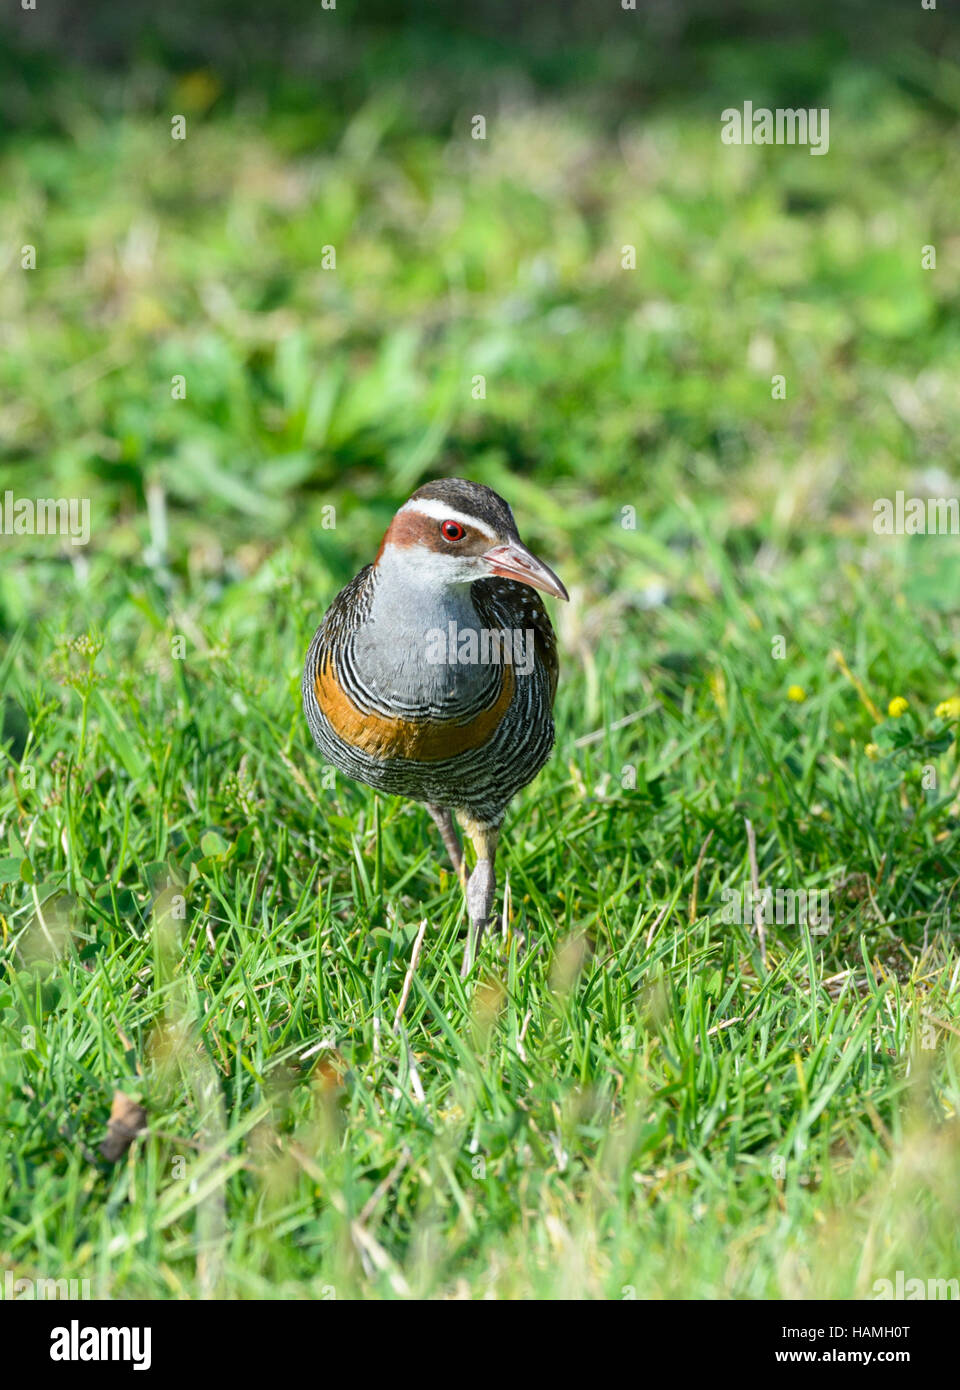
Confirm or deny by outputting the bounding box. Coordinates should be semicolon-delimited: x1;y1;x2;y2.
1;0;958;609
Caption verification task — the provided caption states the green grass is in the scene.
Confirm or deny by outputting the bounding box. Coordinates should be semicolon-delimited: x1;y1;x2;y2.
2;9;960;1298
3;539;960;1298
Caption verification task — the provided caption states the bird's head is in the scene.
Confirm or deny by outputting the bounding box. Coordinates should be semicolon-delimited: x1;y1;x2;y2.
374;479;568;601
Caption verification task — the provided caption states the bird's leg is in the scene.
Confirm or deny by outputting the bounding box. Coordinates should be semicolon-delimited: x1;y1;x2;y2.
456;814;500;978
425;803;465;884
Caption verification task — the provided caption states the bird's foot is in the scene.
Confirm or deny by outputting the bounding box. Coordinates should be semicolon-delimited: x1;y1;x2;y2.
461;858;495;978
425;803;464;881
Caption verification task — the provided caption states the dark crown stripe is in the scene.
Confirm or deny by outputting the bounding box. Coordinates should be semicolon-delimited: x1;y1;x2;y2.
409;479;519;538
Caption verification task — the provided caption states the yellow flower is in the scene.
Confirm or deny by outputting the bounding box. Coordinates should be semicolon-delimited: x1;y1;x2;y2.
935;697;960;720
864;743;879;760
173;69;222;113
787;685;806;703
887;696;909;718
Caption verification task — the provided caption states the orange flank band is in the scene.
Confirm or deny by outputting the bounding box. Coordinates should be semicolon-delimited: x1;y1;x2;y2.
314;658;515;762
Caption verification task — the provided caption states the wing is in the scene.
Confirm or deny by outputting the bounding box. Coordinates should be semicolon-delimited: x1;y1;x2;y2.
314;564;375;650
472;576;559;707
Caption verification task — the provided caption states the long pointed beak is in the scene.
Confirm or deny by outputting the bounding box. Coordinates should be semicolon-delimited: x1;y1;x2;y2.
482;540;569;601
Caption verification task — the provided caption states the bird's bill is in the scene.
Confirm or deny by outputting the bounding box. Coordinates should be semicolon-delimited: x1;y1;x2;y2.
481;542;569;601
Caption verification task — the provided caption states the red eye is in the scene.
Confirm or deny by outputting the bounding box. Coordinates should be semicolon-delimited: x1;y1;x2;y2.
441;520;465;541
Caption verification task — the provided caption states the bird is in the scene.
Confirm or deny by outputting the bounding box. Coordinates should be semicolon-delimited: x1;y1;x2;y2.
302;478;568;975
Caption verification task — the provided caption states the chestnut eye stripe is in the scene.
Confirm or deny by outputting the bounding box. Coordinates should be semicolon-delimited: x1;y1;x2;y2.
399;498;498;542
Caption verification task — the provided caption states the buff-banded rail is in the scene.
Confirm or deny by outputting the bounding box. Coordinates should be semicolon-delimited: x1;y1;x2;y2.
302;478;568;975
